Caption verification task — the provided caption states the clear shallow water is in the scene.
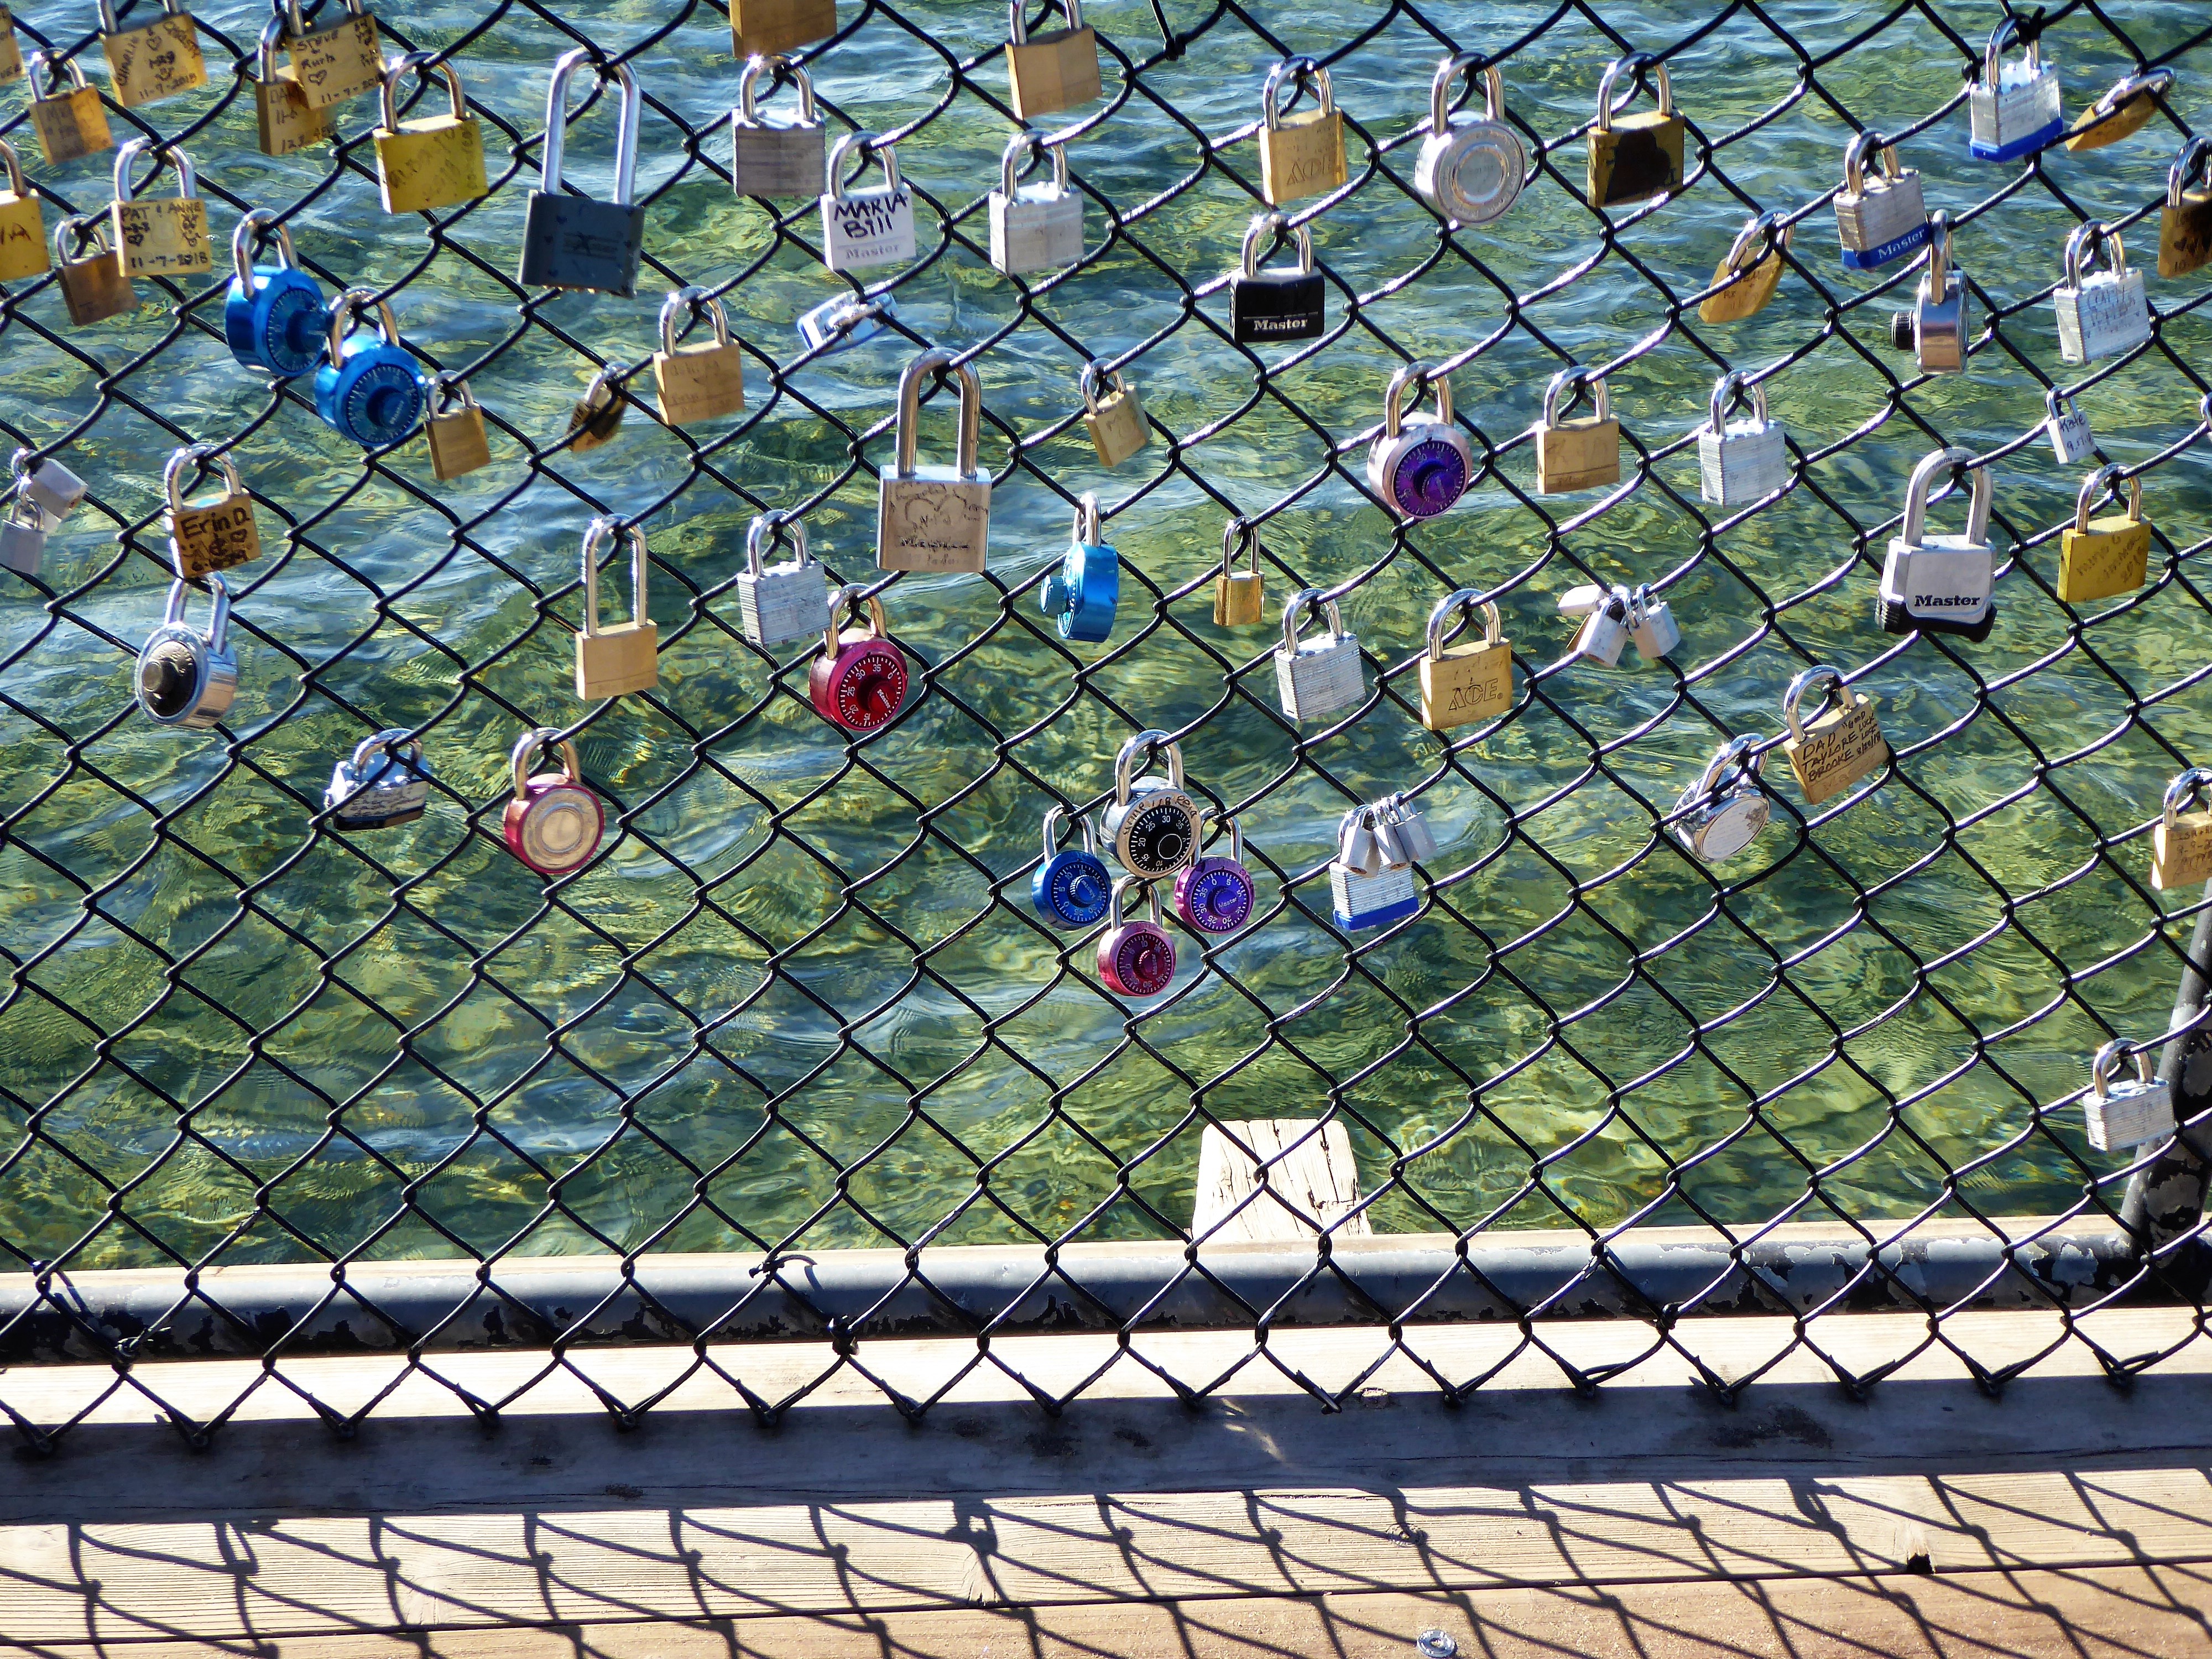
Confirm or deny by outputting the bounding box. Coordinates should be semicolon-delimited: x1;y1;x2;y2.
2;0;2210;1271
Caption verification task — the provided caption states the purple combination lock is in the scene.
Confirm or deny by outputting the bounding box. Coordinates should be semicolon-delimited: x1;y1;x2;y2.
1173;815;1257;935
1366;362;1473;519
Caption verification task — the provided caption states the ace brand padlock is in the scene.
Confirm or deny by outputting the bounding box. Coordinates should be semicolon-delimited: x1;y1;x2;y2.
504;727;603;877
1587;51;1683;210
1081;359;1147;468
225;210;327;378
1626;583;1680;661
2084;1040;2175;1153
1330;805;1418;931
810;583;907;733
98;0;204;109
253;15;327;156
1969;17;2063;163
519;50;645;297
1781;665;1886;806
879;346;990;572
1415;54;1526;226
325;728;431;831
819;130;914;272
1889;210;1970;374
1215;520;1264;627
1274;588;1365;723
1420;588;1512;733
26;52;112;166
1175;816;1255;936
2054;221;2151;366
2046;389;2094;466
2058;465;2150;604
1230;211;1324;344
1257;56;1345;207
2067;67;2171;153
1098;877;1176;998
653;286;746;426
2152;768;2212;891
575;517;658;700
1698;369;1790;507
737;510;831;647
2160;137;2212;279
1368;363;1472;520
1699;211;1790;324
314;288;425;448
1103;729;1200;878
1833;129;1927;270
1042;492;1118;643
0;139;49;284
137;573;238;729
373;54;488;215
1557;583;1630;666
731;54;825;199
989;128;1083;277
1881;446;1994;640
53;213;134;324
731;0;834;58
1674;735;1770;863
1535;366;1620;494
283;0;382;109
424;373;492;481
1006;0;1100;121
1032;805;1111;929
164;444;259;580
110;139;210;279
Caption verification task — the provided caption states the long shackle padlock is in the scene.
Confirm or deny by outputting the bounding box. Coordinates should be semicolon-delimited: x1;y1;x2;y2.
137;572;239;729
878;346;991;572
519;49;646;296
576;517;659;699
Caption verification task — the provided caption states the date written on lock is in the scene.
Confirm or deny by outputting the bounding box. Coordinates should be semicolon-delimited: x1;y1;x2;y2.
100;0;207;110
164;445;260;580
111;139;212;278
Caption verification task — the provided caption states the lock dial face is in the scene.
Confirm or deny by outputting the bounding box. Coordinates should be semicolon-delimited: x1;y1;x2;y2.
819;641;907;733
1115;787;1197;877
507;780;604;875
1102;924;1175;996
1693;795;1769;863
137;636;204;720
1036;851;1110;927
1176;859;1255;933
1423;123;1527;225
1385;434;1470;519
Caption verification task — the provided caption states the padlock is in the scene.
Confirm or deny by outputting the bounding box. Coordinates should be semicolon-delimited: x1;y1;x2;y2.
1175;816;1255;936
1367;362;1472;520
1780;665;1885;806
2084;1040;2176;1153
2159;136;2212;279
1214;520;1264;627
1042;491;1118;643
1257;55;1345;207
796;291;897;353
2044;389;2094;466
2058;464;2150;605
324;728;431;831
12;448;87;528
731;0;835;59
1080;359;1147;468
731;53;825;199
1006;0;1099;121
1587;51;1683;210
878;346;990;572
137;574;239;729
314;287;425;448
98;0;204;109
1415;53;1526;227
503;727;603;877
809;582;907;733
1673;735;1770;864
424;372;492;481
1274;588;1365;723
1535;366;1620;495
109;138;211;279
2066;67;2171;153
566;363;628;452
25;52;112;167
0;6;19;84
1557;583;1629;666
1329;805;1418;932
1419;588;1512;733
1968;17;2063;163
52;213;135;325
163;444;259;580
0;138;49;284
1380;793;1437;865
1699;211;1790;324
988;128;1083;277
1032;804;1111;930
373;54;488;215
0;488;46;576
1098;877;1176;998
225;209;327;378
2054;221;2151;366
652;286;747;426
737;510;831;647
1626;583;1680;661
818;129;914;273
2151;768;2212;891
283;0;382;109
253;14;327;156
1880;446;1994;640
1230;211;1325;344
1833;128;1927;271
575;517;658;700
519;50;646;297
1888;210;1970;374
1697;369;1790;507
1102;728;1199;878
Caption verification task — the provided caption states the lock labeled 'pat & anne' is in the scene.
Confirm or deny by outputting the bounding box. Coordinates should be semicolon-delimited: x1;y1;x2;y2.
110;138;210;279
1586;50;1684;210
1415;53;1526;227
1968;16;2062;163
1080;359;1147;468
1880;446;1995;640
989;127;1083;276
136;573;238;729
1697;368;1789;507
878;346;990;573
0;137;49;284
738;510;831;648
1780;665;1885;806
820;129;914;272
164;442;259;580
1230;210;1325;343
1673;735;1770;863
1274;587;1365;723
1257;55;1345;206
373;53;489;215
98;0;204;109
504;726;603;877
2054;220;2151;366
1833;128;1927;271
1699;211;1790;324
2084;1039;2176;1153
731;53;825;199
1419;587;1512;733
1103;728;1200;879
1368;362;1472;520
575;517;658;700
519;50;646;297
1042;492;1118;643
1006;0;1099;121
2151;767;2212;891
1888;211;1970;374
325;728;431;832
283;0;382;108
226;209;327;378
653;285;747;426
2058;464;2151;604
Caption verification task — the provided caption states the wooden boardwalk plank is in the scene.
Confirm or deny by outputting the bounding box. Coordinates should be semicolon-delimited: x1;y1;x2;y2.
1192;1121;1371;1243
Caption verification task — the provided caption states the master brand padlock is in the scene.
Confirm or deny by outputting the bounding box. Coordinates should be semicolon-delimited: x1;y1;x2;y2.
2066;67;2171;153
1535;365;1620;494
737;510;831;648
1230;211;1324;344
1330;804;1418;931
2160;136;2212;279
283;0;382;109
1098;877;1175;998
1006;0;1099;121
1888;210;1970;374
566;363;627;452
1969;17;2063;162
519;50;646;296
109;138;210;279
1080;359;1147;468
1367;362;1472;520
878;346;990;572
503;727;603;877
136;573;238;729
1587;51;1684;210
324;728;431;831
818;129;914;273
810;583;907;733
988;128;1083;277
2045;388;2094;465
53;213;134;324
253;14;327;156
1175;816;1255;936
1274;588;1365;723
731;0;834;58
0;488;46;576
225;209;327;378
1102;728;1199;878
1557;583;1629;666
424;372;492;481
1032;804;1110;930
2054;221;2151;366
0;138;49;284
12;447;85;528
373;53;488;215
2058;463;2150;604
1415;53;1526;226
1880;445;1994;640
797;291;896;353
1042;491;1117;643
164;444;259;580
1673;735;1770;863
2152;768;2212;891
1419;588;1512;733
1626;582;1680;661
2084;1040;2176;1153
98;0;203;109
653;285;746;426
1257;55;1345;207
1697;369;1789;507
1699;211;1790;324
314;286;425;448
25;52;112;166
1781;665;1886;806
1214;520;1264;627
1833;128;1927;270
731;53;825;200
574;517;658;700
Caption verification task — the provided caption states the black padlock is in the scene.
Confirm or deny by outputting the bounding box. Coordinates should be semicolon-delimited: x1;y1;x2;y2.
518;48;646;297
1230;210;1325;344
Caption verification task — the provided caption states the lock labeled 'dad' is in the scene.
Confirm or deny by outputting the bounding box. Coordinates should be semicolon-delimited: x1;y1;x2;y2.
1781;666;1886;806
1419;588;1512;733
575;517;658;700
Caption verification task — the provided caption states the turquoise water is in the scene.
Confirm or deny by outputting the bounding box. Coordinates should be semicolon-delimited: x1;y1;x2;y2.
2;0;2210;1271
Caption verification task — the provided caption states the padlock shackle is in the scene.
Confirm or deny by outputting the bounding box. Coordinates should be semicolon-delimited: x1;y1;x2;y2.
1072;491;1103;549
2062;219;2128;288
163;441;244;519
1105;873;1160;930
350;726;425;776
2090;1037;2153;1099
998;126;1070;200
541;48;642;206
2088;67;2173;122
510;725;582;798
1261;55;1334;131
1382;362;1452;439
54;212;118;265
659;284;734;356
745;509;814;577
164;570;231;652
257;13;287;79
1781;664;1848;747
826;129;902;204
1193;810;1243;867
1041;802;1100;862
1240;209;1313;279
229;207;300;289
580;515;649;641
0;139;26;200
1898;445;1989;549
1720;210;1788;275
427;369;481;418
2162;766;2212;828
1079;358;1128;415
1541;364;1609;429
2043;385;2080;421
325;285;404;364
1841;128;1903;196
1335;804;1389;873
1221;518;1261;580
1692;733;1761;804
892;346;983;480
1921;208;1952;299
1627;582;1668;632
1008;0;1084;45
2170;135;2211;208
113;137;197;205
822;581;890;659
2073;463;2140;534
1113;728;1184;806
1981;15;2041;90
736;53;819;128
1425;587;1500;660
380;52;469;135
1429;53;1504;138
1594;51;1671;133
28;51;93;96
286;0;369;33
1705;368;1768;436
1280;586;1347;658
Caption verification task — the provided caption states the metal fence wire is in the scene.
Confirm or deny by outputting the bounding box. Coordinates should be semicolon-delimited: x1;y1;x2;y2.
4;0;2212;1443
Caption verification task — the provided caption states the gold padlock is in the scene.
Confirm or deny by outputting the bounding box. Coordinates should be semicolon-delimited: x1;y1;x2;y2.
731;0;836;58
1782;666;1886;807
283;0;382;109
53;213;136;325
0;139;49;284
1214;519;1265;627
99;0;205;109
25;53;113;167
2160;136;2211;280
1419;589;1514;733
2058;464;2151;604
651;286;747;426
1257;56;1345;206
1006;0;1099;120
567;364;628;452
1587;51;1684;210
164;444;261;580
575;517;659;700
110;138;211;278
424;371;492;482
249;14;327;156
1534;365;1620;495
2152;769;2212;891
1079;358;1147;468
2065;67;2172;153
0;7;22;84
1699;211;1788;324
373;53;488;214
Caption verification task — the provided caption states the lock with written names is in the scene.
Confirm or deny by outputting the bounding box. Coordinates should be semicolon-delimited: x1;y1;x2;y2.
110;138;211;278
2045;388;2094;466
797;291;897;353
1674;735;1770;863
1420;588;1512;733
0;139;49;284
575;517;658;700
314;287;425;448
567;363;628;452
13;448;87;528
1098;877;1176;998
1215;520;1264;627
2152;768;2212;891
373;54;488;215
879;346;990;572
1274;588;1365;723
731;0;834;58
2054;221;2151;366
737;510;831;647
0;6;19;83
27;53;112;166
2067;67;2171;153
1698;369;1789;507
53;213;135;325
1231;211;1324;343
1535;366;1620;494
504;727;603;877
1587;51;1683;209
1175;815;1256;936
225;210;327;378
164;444;259;580
2058;465;2150;604
424;372;492;481
1888;210;1970;374
99;0;204;109
1368;363;1472;520
1415;53;1525;226
1833;129;1927;270
1557;583;1630;666
1006;0;1100;120
253;14;326;155
819;130;914;272
731;54;825;199
2084;1040;2176;1153
1700;211;1790;324
810;583;907;733
989;128;1083;276
1103;728;1200;878
653;286;747;426
325;729;431;831
1032;805;1110;930
1626;583;1680;661
1080;359;1147;468
1969;17;2063;162
519;50;645;296
0;488;45;576
1258;56;1345;206
2161;137;2212;279
1042;492;1118;643
1880;446;1994;640
1331;804;1418;931
283;0;382;109
1781;666;1885;806
137;574;238;729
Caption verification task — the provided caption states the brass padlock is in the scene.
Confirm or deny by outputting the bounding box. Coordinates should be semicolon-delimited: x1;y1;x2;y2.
1781;666;1886;807
53;213;136;325
566;363;628;452
1214;519;1264;627
1587;51;1684;210
1080;358;1147;468
424;371;492;481
373;53;488;214
99;0;205;109
1699;211;1788;324
0;138;49;284
1257;55;1345;206
0;6;21;84
575;517;658;700
2065;67;2172;153
1006;0;1099;121
1419;588;1512;733
2152;768;2212;891
2058;464;2150;604
731;0;836;58
1534;365;1620;494
252;14;328;156
164;444;260;579
110;138;211;279
283;0;382;109
652;286;747;426
26;52;113;166
2160;136;2211;280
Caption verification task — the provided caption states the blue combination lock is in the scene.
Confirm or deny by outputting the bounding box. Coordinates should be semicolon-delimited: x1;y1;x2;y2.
225;210;328;378
314;285;426;447
1041;491;1119;643
1031;805;1112;929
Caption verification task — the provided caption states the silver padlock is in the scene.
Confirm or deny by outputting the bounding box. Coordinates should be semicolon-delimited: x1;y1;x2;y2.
1366;362;1473;520
1627;583;1680;662
731;54;825;200
818;130;914;272
1558;582;1629;667
1833;129;1927;271
1673;735;1770;864
987;127;1083;276
1;487;47;576
1696;369;1790;507
1274;588;1365;722
1329;804;1418;932
1413;53;1526;226
738;510;832;646
1969;16;2063;163
797;290;898;354
12;450;88;528
2084;1039;2175;1154
878;346;990;572
2054;220;2151;366
1881;446;1995;640
325;728;432;831
2045;388;2095;465
1380;792;1437;864
1890;210;1970;374
136;573;239;729
1102;728;1201;878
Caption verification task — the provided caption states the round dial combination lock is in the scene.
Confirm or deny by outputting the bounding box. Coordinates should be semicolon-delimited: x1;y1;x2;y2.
1102;728;1201;878
810;584;908;734
225;211;328;378
1367;363;1474;521
314;286;425;447
1098;877;1176;998
503;727;604;877
1173;817;1256;935
1031;805;1112;929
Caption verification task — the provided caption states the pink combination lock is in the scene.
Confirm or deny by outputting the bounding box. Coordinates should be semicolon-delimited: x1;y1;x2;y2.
503;726;604;876
810;582;907;734
1098;875;1176;998
1173;815;1256;935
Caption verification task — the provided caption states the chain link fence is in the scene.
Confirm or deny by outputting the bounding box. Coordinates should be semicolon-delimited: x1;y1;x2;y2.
3;0;2212;1444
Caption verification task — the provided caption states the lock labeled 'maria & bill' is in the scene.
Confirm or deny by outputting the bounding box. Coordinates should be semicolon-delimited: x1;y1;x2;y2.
819;129;914;272
110;137;211;278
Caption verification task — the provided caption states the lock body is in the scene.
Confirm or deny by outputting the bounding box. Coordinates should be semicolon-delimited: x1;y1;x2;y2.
315;339;425;447
1536;415;1620;494
1628;592;1680;660
1700;236;1785;322
168;488;260;580
654;342;747;426
1681;792;1768;863
226;265;328;378
2058;511;2151;604
797;291;896;353
1098;916;1175;997
2047;397;2094;465
820;181;914;271
59;239;135;324
989;183;1083;275
737;560;830;648
2161;188;2212;278
878;466;992;572
1175;855;1254;935
0;8;19;82
576;620;658;698
732;117;825;200
1084;382;1146;468
810;630;907;732
1879;535;1994;638
1898;272;1970;373
520;194;647;296
2085;1078;2174;1152
1420;640;1511;732
2054;269;2150;364
1562;587;1629;666
1970;61;2062;161
136;582;238;730
257;62;327;155
1104;784;1198;879
1230;266;1326;343
1045;536;1118;643
0;182;46;283
1587;112;1683;208
22;458;87;526
1785;692;1885;805
426;405;491;480
504;774;603;875
1368;422;1472;520
325;733;431;831
1215;570;1262;627
1415;121;1525;226
375;114;488;214
2153;809;2212;890
1698;418;1788;505
1835;169;1926;269
114;196;211;279
1259;109;1345;206
731;0;836;58
1331;860;1416;932
567;377;624;451
286;12;383;108
102;10;205;108
31;85;112;166
1007;25;1099;120
1275;630;1364;722
0;503;44;576
1033;846;1110;928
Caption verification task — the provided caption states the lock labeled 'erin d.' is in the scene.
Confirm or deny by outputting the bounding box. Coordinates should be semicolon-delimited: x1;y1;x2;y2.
0;138;50;284
164;443;259;580
283;0;382;109
1587;51;1684;210
989;128;1083;277
1367;362;1472;520
737;510;831;647
1005;0;1099;121
519;50;646;297
1781;665;1885;806
373;53;488;215
1230;210;1325;343
652;285;747;426
1418;587;1512;733
2058;463;2151;604
819;129;914;272
2152;768;2212;891
98;0;205;109
1257;55;1345;206
137;574;239;729
1880;446;1995;640
879;346;990;573
2054;220;2151;366
575;517;658;700
110;138;211;279
1535;364;1620;494
731;53;825;199
1415;53;1526;227
1833;128;1926;270
1274;587;1365;723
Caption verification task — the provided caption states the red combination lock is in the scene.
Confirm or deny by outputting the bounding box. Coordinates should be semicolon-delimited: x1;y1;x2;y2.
503;726;604;876
1098;875;1176;998
809;582;907;733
